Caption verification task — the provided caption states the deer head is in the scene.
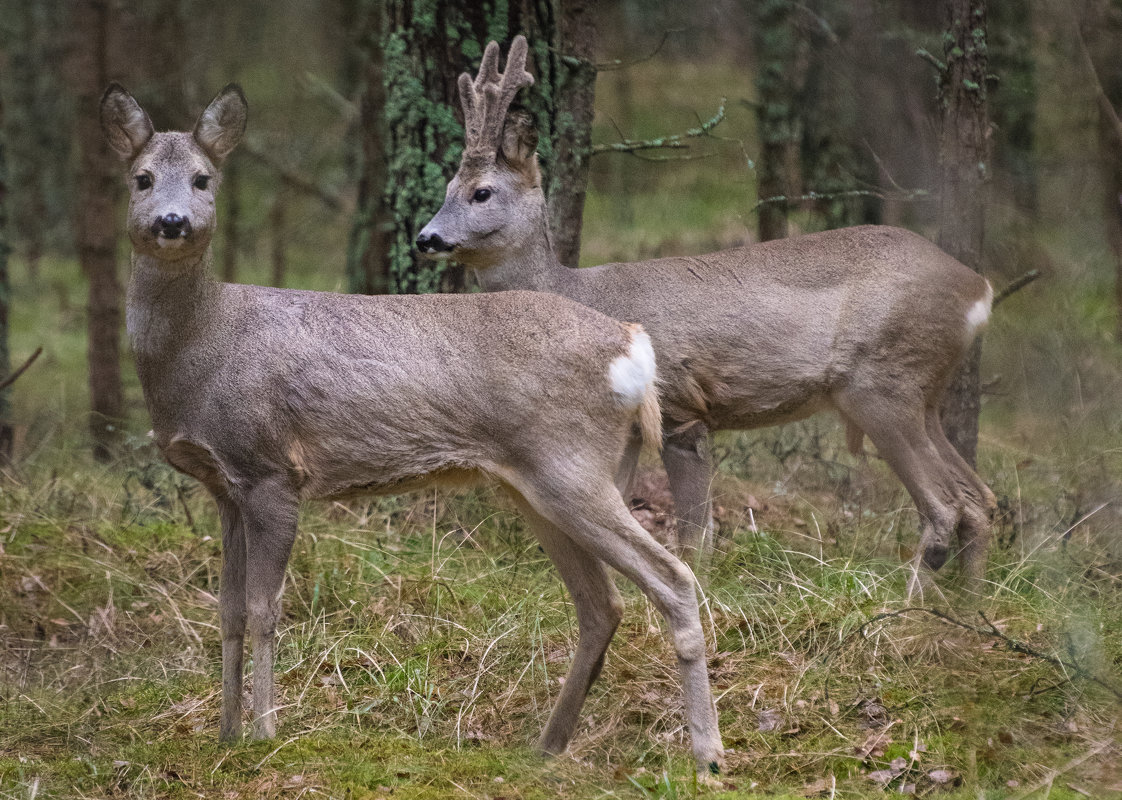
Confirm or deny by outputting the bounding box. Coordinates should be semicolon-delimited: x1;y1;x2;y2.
101;83;247;265
416;36;545;268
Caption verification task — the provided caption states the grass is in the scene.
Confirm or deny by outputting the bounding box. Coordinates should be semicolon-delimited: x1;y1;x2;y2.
3;399;1122;798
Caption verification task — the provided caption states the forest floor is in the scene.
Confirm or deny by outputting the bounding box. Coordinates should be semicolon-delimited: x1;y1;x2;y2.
3;246;1122;800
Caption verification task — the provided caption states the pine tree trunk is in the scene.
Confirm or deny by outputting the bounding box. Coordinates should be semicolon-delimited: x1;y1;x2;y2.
1084;0;1122;340
547;0;595;267
753;0;798;242
73;0;123;462
937;0;989;467
0;89;12;463
348;0;598;292
221;161;240;283
270;189;288;288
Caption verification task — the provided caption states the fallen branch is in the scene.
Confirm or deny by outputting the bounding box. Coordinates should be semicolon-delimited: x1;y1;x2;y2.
1011;735;1115;800
0;346;43;393
853;606;1122;702
588;101;726;160
993;269;1041;307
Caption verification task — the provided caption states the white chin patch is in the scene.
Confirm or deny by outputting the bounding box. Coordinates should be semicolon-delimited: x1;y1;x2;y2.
156;236;187;250
609;329;657;407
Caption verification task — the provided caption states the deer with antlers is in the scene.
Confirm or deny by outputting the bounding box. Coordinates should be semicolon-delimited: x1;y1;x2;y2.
101;82;724;773
417;36;997;592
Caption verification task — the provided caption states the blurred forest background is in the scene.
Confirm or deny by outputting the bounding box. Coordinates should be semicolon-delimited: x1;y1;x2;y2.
4;1;1122;797
1;0;1121;475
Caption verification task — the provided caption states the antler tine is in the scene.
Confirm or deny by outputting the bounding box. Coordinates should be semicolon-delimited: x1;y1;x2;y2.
460;40;503;155
479;35;535;155
475;40;503;89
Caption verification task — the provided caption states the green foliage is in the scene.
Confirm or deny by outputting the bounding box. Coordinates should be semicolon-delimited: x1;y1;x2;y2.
379;24;465;293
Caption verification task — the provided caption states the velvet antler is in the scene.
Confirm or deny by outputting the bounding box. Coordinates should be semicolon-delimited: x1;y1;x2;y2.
459;35;534;161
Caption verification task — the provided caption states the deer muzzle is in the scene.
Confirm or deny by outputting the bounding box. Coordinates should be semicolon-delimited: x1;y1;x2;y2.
415;231;455;255
153;213;192;240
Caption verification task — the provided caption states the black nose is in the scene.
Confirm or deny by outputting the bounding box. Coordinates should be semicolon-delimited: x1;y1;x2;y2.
158;213;189;238
415;232;453;253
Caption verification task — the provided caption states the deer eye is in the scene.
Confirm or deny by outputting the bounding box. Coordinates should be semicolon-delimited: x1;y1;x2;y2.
135;174;152;190
472;188;492;203
193;175;210;191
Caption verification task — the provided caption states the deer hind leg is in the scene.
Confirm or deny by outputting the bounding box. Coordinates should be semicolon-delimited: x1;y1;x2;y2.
835;393;960;598
925;405;996;589
512;478;724;775
662;422;715;567
240;478;300;740
509;496;624;756
614;427;644;500
217;496;247;742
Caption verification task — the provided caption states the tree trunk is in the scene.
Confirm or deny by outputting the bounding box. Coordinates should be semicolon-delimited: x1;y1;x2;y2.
348;0;598;292
221;161;241;283
347;0;392;294
73;0;123;462
270;188;288;288
752;0;799;241
937;0;990;467
988;0;1037;216
546;0;595;267
797;0;870;230
0;88;12;463
1084;0;1122;340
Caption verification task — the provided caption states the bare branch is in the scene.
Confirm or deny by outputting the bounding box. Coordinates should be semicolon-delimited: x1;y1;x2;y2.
915;48;946;73
993;269;1041;307
594;29;682;71
751;186;932;213
299;71;359;121
0;347;43;393
589;100;726;157
241;138;343;211
1075;25;1122;148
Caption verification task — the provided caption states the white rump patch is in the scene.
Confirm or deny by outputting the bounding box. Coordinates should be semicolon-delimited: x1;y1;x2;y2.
609;329;657;407
964;280;994;343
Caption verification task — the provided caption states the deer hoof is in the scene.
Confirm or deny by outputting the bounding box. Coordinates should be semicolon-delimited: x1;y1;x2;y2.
922;543;948;571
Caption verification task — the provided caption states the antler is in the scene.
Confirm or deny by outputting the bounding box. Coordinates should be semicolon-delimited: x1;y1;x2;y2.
459;35;535;160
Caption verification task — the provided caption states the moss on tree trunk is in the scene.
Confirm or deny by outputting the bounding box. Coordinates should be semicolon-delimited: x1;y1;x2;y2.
348;0;597;293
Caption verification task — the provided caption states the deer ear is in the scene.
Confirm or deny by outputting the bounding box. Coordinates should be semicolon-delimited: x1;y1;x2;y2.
499;111;539;177
100;83;154;161
193;84;248;163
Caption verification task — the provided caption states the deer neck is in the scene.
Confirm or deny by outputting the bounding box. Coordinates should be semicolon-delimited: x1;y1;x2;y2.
471;206;578;295
127;250;221;367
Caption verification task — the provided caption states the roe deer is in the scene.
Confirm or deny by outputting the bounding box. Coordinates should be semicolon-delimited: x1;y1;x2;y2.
417;36;997;592
101;83;723;773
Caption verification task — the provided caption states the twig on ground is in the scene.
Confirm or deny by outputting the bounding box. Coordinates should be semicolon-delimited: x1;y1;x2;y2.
850;606;1122;702
0;347;43;392
1011;734;1115;800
